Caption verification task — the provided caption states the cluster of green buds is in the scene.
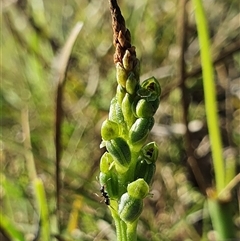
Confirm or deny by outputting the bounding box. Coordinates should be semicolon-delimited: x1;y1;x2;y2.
99;47;161;228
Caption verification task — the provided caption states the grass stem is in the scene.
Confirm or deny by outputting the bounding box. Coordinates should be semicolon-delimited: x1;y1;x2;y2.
192;0;225;194
192;0;237;239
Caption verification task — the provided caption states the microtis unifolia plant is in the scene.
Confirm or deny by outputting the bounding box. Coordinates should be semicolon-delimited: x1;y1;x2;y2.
98;1;161;240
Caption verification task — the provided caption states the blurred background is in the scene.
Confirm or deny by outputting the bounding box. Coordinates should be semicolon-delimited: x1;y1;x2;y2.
1;0;240;240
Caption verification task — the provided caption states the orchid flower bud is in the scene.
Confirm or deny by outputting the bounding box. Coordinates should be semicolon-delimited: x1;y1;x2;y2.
118;179;149;223
101;119;119;141
127;178;149;199
134;98;155;118
118;193;143;223
100;152;114;173
134;158;156;184
106;137;131;169
140;77;161;102
126;72;138;95
122;93;136;127
116;62;127;88
116;84;126;105
141;142;158;164
99;170;119;199
122;50;133;71
129;117;154;147
109;97;125;124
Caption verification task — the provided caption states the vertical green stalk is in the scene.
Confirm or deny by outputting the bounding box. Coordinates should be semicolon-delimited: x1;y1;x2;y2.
119;220;127;241
207;199;235;238
191;0;225;193
126;221;138;241
110;204;127;241
192;0;236;239
34;178;51;241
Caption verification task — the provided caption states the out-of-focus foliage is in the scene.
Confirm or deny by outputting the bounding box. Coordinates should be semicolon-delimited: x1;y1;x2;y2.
1;0;239;240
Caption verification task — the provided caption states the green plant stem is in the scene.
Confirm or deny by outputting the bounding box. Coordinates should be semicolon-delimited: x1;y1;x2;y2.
110;203;127;241
192;0;225;193
192;0;236;239
208;199;235;240
114;216;127;241
120;220;127;241
126;221;138;241
34;178;51;241
113;215;138;241
111;206;138;241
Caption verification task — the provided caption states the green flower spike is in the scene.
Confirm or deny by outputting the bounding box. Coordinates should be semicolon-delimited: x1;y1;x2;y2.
99;1;161;240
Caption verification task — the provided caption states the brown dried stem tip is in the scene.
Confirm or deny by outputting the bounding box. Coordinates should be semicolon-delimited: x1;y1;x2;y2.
108;0;137;66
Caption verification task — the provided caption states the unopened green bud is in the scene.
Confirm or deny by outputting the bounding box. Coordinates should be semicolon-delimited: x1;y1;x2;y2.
122;50;133;71
141;142;158;163
126;72;138;95
116;62;127;88
116;84;126;104
106;137;131;168
134;98;155;118
133;59;140;80
134;158;156;184
109;97;125;124
100;152;114;173
101;119;119;141
122;93;136;127
135;92;160;117
118;193;143;223
99;170;119;199
129;117;154;147
99;172;107;186
127;178;149;199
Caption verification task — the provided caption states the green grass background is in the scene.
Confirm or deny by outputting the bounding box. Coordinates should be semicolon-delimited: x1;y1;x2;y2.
1;0;240;240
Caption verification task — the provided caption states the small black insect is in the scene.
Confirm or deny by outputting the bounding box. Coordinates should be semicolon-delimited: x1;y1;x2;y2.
100;185;110;205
